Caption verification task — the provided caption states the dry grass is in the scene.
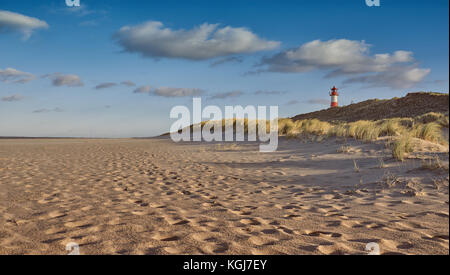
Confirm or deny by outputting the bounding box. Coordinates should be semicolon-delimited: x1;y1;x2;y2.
351;121;382;141
415;112;449;127
439;116;449;128
391;134;414;161
412;122;445;144
176;111;448;163
187;118;275;136
276;112;448;161
378;119;405;136
278;118;295;135
179;111;447;147
278;119;332;138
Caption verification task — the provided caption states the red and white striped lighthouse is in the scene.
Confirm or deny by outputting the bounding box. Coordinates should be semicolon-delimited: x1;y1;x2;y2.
329;86;339;108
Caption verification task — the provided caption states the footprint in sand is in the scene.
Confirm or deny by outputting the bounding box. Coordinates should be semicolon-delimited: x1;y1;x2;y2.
152;232;182;242
191;232;220;243
64;221;92;228
165;216;190;225
303;230;342;238
204;242;229;254
164;246;183;254
239;218;261;226
248;236;278;246
47;210;67;219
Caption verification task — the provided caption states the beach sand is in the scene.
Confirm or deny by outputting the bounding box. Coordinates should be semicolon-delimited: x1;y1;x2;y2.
0;137;448;255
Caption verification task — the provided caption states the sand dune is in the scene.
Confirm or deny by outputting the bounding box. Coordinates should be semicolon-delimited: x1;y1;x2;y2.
0;137;448;255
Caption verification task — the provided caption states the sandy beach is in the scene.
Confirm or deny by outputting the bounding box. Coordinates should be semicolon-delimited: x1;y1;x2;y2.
0;137;448;255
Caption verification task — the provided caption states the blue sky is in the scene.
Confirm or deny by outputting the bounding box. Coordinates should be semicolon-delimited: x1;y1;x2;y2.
0;0;448;137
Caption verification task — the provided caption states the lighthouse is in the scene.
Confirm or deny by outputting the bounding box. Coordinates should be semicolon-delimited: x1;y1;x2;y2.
329;86;339;108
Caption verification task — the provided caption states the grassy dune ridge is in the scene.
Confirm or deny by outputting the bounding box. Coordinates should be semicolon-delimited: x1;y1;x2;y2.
178;111;448;161
168;92;448;161
292;92;449;122
279;112;448;161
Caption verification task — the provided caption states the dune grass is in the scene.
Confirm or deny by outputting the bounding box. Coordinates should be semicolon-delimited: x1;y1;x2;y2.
415;112;449;127
178;112;448;161
188;118;274;135
284;113;447;140
412;122;445;144
184;112;447;145
391;134;414;161
277;112;448;161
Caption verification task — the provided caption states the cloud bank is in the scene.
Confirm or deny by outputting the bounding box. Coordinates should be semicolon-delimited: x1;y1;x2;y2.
257;39;430;89
114;21;280;60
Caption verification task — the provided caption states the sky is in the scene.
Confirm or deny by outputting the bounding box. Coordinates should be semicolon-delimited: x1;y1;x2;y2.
0;0;448;137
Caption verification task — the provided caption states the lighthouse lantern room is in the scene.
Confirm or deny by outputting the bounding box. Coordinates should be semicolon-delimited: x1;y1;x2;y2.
329;86;339;108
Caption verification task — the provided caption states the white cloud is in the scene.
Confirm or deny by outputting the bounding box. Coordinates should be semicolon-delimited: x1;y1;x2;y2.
1;94;24;102
44;73;84;87
257;39;428;89
153;87;205;97
260;39;414;74
0;68;36;83
114;21;280;60
0;10;48;39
